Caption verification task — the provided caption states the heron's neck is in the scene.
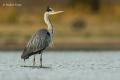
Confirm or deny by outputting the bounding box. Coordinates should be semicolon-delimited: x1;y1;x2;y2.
44;14;53;34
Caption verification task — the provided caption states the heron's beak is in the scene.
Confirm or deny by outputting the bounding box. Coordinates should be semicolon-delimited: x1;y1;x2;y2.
52;11;64;14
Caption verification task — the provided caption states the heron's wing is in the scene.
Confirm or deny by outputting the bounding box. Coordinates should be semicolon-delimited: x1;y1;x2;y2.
22;29;51;59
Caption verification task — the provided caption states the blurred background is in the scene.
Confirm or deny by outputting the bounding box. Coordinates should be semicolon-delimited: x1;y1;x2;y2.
0;0;120;51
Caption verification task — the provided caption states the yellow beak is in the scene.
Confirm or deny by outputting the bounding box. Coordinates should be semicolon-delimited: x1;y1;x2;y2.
52;11;64;14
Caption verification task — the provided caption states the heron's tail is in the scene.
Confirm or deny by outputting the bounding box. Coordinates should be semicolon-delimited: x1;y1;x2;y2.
21;47;31;59
21;51;37;60
21;53;29;59
21;47;43;60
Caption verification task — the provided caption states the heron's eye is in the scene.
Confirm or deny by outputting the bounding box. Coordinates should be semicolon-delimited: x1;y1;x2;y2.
47;8;53;12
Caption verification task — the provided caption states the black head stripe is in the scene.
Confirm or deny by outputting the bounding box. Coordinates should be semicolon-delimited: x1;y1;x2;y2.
46;6;52;12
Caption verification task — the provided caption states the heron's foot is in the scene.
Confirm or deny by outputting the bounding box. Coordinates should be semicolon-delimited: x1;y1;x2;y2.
39;65;42;68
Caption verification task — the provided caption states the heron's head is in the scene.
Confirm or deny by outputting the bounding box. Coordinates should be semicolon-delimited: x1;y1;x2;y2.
45;6;64;16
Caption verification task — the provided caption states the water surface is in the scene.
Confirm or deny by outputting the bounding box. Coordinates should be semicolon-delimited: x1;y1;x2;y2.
0;51;120;80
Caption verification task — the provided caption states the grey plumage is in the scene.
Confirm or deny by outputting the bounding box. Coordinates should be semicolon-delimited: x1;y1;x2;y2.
21;29;51;59
21;7;63;67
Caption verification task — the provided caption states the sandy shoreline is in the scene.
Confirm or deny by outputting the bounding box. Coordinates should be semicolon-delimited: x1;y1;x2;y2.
0;41;120;51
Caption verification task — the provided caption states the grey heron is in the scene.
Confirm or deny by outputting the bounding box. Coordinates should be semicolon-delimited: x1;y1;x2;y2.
21;6;64;67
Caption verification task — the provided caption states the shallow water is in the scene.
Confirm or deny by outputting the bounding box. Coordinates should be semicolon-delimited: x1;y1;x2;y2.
0;51;120;80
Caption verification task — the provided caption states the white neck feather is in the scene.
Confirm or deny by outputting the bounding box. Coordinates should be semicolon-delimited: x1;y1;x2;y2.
44;12;54;47
44;13;53;34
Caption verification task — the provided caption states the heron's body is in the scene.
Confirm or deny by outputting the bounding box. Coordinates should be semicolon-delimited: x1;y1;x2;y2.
21;29;51;59
21;7;64;67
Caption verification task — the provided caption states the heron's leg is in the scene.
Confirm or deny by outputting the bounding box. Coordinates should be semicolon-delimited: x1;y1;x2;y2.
24;59;26;67
40;53;42;67
33;55;36;66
